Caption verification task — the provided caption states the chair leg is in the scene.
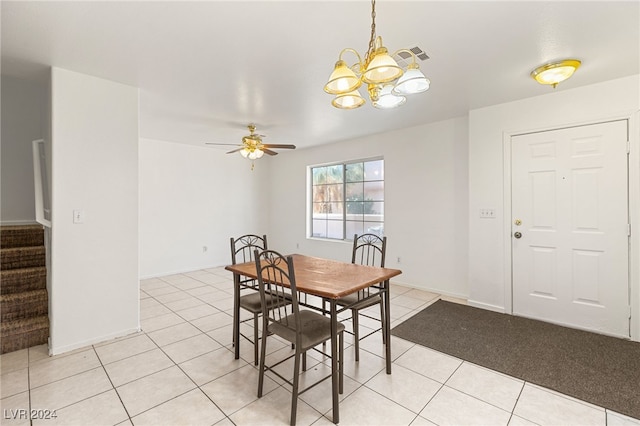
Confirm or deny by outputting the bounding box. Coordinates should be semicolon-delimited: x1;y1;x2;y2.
379;298;386;345
339;331;344;394
352;308;360;362
321;299;327;349
232;308;237;347
290;348;301;426
257;317;269;398
302;350;307;371
253;312;259;365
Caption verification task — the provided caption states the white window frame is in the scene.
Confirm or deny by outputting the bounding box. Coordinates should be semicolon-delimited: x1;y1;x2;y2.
307;157;384;241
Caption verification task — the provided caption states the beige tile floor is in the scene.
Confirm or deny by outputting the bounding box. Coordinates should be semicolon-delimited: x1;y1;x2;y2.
2;266;640;426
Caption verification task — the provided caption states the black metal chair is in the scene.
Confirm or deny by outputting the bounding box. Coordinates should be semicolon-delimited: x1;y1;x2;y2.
230;234;272;365
333;233;387;361
255;250;344;426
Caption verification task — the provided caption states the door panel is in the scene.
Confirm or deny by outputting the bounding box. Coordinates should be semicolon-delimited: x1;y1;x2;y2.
512;120;629;337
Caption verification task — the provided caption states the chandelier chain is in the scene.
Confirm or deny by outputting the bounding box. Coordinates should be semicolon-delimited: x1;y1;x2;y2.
365;0;377;67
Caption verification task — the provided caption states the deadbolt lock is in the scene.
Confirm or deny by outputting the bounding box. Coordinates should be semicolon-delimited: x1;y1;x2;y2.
514;219;522;226
514;231;522;239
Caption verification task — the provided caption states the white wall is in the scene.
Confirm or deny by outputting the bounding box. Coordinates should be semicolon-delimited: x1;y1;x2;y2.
268;116;469;298
468;75;640;338
139;138;270;278
50;68;139;354
1;75;46;224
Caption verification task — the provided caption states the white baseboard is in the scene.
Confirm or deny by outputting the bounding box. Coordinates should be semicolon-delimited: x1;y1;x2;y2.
139;263;222;280
49;327;141;356
467;299;506;314
390;279;469;301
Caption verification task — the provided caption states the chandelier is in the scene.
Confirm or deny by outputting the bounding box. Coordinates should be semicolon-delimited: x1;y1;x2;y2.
324;0;430;110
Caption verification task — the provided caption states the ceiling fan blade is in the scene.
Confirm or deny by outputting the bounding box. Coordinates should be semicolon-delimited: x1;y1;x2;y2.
205;143;242;146
262;148;278;156
262;144;296;149
226;148;244;154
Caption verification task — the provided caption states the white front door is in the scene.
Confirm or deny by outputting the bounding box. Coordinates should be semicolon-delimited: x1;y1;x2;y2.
511;120;630;337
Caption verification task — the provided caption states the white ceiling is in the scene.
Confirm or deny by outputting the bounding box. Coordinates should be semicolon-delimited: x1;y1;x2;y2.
2;1;638;150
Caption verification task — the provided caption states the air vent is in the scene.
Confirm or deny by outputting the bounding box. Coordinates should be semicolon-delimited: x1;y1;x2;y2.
393;46;429;68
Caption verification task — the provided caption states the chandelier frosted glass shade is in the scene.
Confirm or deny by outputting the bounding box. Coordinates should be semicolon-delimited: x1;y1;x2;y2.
361;47;403;84
531;59;581;88
393;65;430;95
373;84;406;109
332;90;366;109
324;60;362;94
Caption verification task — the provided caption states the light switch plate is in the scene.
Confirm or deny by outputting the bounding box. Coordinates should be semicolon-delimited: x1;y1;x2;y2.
479;208;496;218
73;209;85;224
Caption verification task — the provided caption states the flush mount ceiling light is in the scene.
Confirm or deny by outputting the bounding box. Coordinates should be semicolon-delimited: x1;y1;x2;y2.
323;0;430;110
530;59;581;88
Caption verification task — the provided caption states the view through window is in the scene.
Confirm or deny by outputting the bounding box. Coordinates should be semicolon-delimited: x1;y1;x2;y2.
310;159;384;240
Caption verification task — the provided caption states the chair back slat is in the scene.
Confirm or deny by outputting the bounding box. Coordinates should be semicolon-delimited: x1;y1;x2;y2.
230;234;268;264
351;233;386;267
351;233;387;300
255;250;300;335
231;234;268;288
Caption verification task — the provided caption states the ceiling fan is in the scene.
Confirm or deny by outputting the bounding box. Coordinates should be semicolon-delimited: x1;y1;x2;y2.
205;124;296;165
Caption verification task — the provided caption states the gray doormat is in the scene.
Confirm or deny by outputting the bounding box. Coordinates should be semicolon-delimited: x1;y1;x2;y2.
391;299;640;420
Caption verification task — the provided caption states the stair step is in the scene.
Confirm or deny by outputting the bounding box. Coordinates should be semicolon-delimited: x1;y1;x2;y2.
1;246;46;270
1;315;49;354
1;289;48;322
1;267;47;294
1;225;44;249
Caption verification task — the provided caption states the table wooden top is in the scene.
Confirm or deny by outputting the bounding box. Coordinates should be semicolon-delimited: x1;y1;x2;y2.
225;253;402;299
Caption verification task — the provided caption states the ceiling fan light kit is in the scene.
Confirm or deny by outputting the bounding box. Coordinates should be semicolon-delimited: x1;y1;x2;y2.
205;124;296;170
324;0;430;110
530;59;581;88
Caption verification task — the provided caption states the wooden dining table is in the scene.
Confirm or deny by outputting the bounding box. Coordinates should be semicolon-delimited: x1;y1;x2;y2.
225;253;402;423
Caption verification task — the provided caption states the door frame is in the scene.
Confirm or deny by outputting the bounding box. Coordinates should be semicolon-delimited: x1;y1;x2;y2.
502;111;640;341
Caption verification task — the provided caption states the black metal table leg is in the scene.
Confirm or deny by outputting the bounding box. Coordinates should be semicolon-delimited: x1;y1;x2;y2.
233;273;241;360
384;280;392;374
330;299;339;423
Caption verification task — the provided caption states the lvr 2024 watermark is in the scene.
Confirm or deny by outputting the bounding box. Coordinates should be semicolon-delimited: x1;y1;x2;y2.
3;409;58;420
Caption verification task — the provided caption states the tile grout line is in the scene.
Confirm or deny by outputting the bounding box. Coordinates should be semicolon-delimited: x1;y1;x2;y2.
142;276;272;424
92;345;134;425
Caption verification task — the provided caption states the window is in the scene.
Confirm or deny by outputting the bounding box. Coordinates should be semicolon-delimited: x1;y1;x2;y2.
310;159;384;240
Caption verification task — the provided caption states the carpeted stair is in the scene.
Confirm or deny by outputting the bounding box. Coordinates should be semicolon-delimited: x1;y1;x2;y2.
1;225;49;354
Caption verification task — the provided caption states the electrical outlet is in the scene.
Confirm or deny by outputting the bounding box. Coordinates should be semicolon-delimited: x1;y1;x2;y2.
397;256;401;263
202;246;208;253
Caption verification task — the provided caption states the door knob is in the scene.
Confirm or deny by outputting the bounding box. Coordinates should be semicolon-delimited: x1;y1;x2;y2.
514;232;522;239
